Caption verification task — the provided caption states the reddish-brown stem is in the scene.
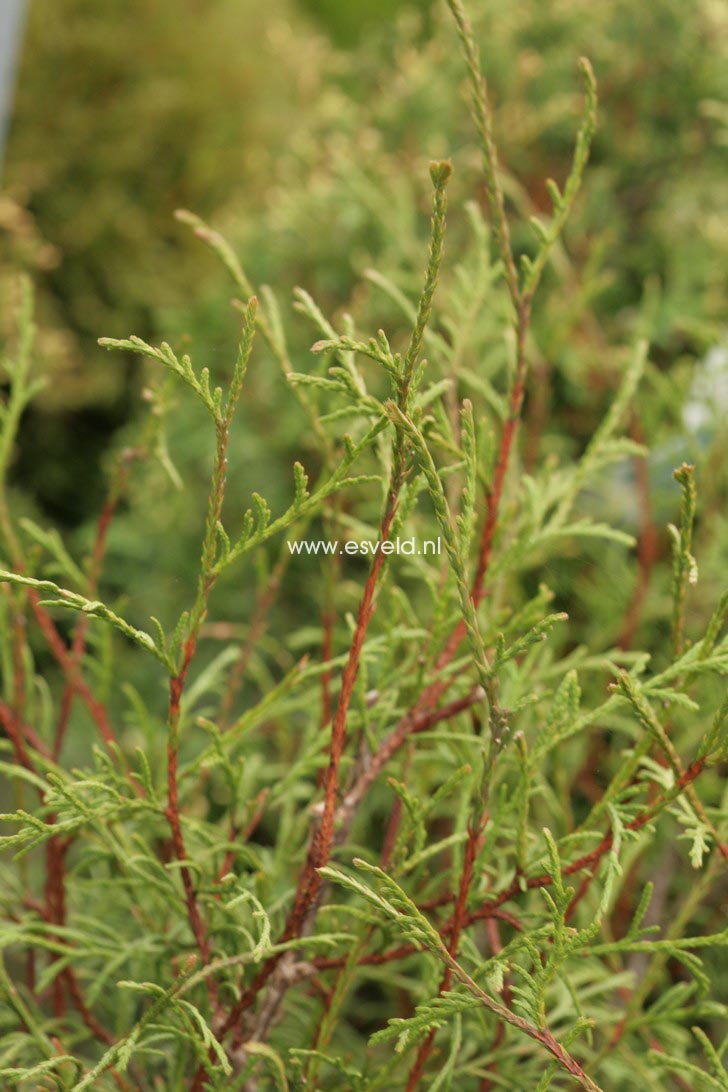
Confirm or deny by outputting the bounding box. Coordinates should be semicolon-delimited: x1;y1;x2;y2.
0;700;39;771
1;436;134;780
447;823;482;960
407;819;483;1088
1;513;130;776
54;455;133;760
0;703;74;1027
26;588;120;755
164;386;250;998
307;506;395;885
163;378;245;988
523;357;551;473
335;301;532;847
23;825;115;1057
63;965;114;1044
45;834;69;1017
472;298;531;606
216;507;397;1052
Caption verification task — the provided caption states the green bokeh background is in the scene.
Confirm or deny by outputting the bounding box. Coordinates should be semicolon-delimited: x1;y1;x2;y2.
0;0;726;705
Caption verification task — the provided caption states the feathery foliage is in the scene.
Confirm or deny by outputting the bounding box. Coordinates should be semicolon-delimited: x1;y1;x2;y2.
1;1;727;1089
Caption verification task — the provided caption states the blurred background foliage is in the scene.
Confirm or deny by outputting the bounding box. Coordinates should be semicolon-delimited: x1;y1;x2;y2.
0;0;727;721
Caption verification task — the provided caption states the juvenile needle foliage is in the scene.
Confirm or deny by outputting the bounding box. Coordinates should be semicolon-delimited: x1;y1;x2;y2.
1;2;727;1090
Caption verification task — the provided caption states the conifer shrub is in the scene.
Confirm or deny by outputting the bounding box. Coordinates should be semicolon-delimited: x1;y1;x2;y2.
1;1;727;1089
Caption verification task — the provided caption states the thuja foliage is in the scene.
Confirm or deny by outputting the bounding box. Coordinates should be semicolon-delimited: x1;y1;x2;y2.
1;1;728;1089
